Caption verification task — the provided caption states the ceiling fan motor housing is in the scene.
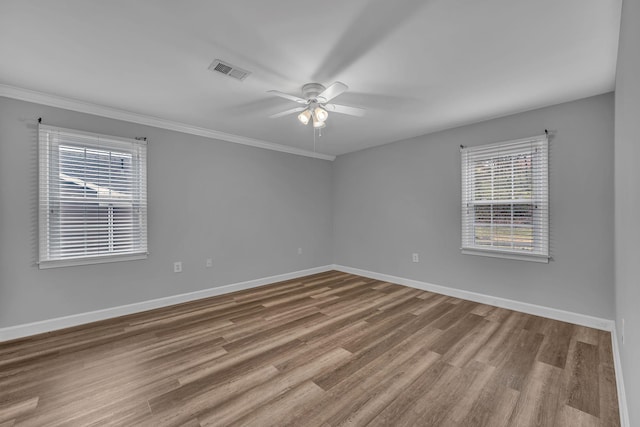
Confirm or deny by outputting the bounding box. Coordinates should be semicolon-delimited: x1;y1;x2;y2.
302;83;327;103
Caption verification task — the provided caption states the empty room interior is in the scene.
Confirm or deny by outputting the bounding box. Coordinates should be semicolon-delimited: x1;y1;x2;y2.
0;0;638;426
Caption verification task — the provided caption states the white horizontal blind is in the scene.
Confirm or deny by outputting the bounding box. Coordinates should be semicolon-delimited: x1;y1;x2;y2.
461;135;548;260
39;125;147;267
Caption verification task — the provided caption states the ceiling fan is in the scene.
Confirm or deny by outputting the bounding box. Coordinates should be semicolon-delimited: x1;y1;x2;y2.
268;82;365;129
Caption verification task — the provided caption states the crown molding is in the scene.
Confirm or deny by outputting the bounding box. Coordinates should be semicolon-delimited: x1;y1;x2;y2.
0;84;336;161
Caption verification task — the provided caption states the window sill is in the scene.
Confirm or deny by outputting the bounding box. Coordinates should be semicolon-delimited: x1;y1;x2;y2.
38;253;148;269
461;248;549;263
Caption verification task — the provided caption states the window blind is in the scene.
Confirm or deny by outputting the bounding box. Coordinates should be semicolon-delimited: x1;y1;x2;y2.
461;135;549;262
39;125;148;267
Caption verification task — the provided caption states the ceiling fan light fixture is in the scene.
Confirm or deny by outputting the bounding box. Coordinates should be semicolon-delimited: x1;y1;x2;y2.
314;106;328;122
269;82;362;131
313;118;326;129
297;109;312;125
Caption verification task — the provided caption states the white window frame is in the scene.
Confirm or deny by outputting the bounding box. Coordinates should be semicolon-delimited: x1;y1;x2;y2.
38;125;148;268
461;134;549;263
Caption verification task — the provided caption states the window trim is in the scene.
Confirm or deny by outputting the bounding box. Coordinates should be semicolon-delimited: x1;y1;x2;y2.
460;134;549;263
38;253;148;269
38;125;148;269
460;248;549;263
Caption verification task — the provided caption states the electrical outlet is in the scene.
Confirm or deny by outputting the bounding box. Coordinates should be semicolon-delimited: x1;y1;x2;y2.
173;261;182;273
298;248;303;255
206;258;213;268
622;318;625;345
412;253;419;263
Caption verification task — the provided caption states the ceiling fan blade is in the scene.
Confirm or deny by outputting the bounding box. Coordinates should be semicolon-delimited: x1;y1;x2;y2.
267;90;307;104
325;104;366;117
317;82;348;103
269;107;306;119
312;0;427;82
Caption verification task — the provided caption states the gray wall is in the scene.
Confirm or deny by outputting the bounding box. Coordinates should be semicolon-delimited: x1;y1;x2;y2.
0;97;333;328
615;0;640;423
333;93;615;319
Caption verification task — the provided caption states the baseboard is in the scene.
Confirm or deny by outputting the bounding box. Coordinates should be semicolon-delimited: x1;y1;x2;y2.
333;264;628;425
1;264;629;424
611;327;630;427
332;264;615;331
0;265;333;342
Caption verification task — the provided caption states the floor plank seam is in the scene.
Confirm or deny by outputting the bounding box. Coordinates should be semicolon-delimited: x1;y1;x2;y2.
0;271;620;426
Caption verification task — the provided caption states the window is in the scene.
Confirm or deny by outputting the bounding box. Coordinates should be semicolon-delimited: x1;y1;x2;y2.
461;135;549;262
39;125;147;268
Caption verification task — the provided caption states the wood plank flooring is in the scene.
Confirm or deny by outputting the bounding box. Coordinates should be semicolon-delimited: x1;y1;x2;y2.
0;271;620;426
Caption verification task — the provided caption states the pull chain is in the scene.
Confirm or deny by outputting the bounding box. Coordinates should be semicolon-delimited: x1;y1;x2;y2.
313;126;323;152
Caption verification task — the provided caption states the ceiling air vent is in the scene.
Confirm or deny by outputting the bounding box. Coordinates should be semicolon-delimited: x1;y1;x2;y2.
208;59;251;81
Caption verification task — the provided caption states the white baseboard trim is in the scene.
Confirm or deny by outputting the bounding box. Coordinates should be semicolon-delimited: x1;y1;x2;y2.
611;327;630;427
333;264;628;425
0;265;333;342
333;264;615;331
1;264;629;424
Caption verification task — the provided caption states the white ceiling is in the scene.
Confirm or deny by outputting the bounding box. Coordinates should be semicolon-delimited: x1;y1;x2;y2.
0;0;622;157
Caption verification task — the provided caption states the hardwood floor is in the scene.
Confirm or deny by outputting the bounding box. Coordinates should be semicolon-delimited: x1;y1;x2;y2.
0;271;620;426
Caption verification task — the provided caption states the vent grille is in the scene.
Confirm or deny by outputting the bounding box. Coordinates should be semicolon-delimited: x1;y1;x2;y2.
208;59;250;81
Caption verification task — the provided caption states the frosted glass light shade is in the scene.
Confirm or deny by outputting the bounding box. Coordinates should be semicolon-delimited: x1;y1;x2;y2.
314;107;328;122
297;109;311;125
